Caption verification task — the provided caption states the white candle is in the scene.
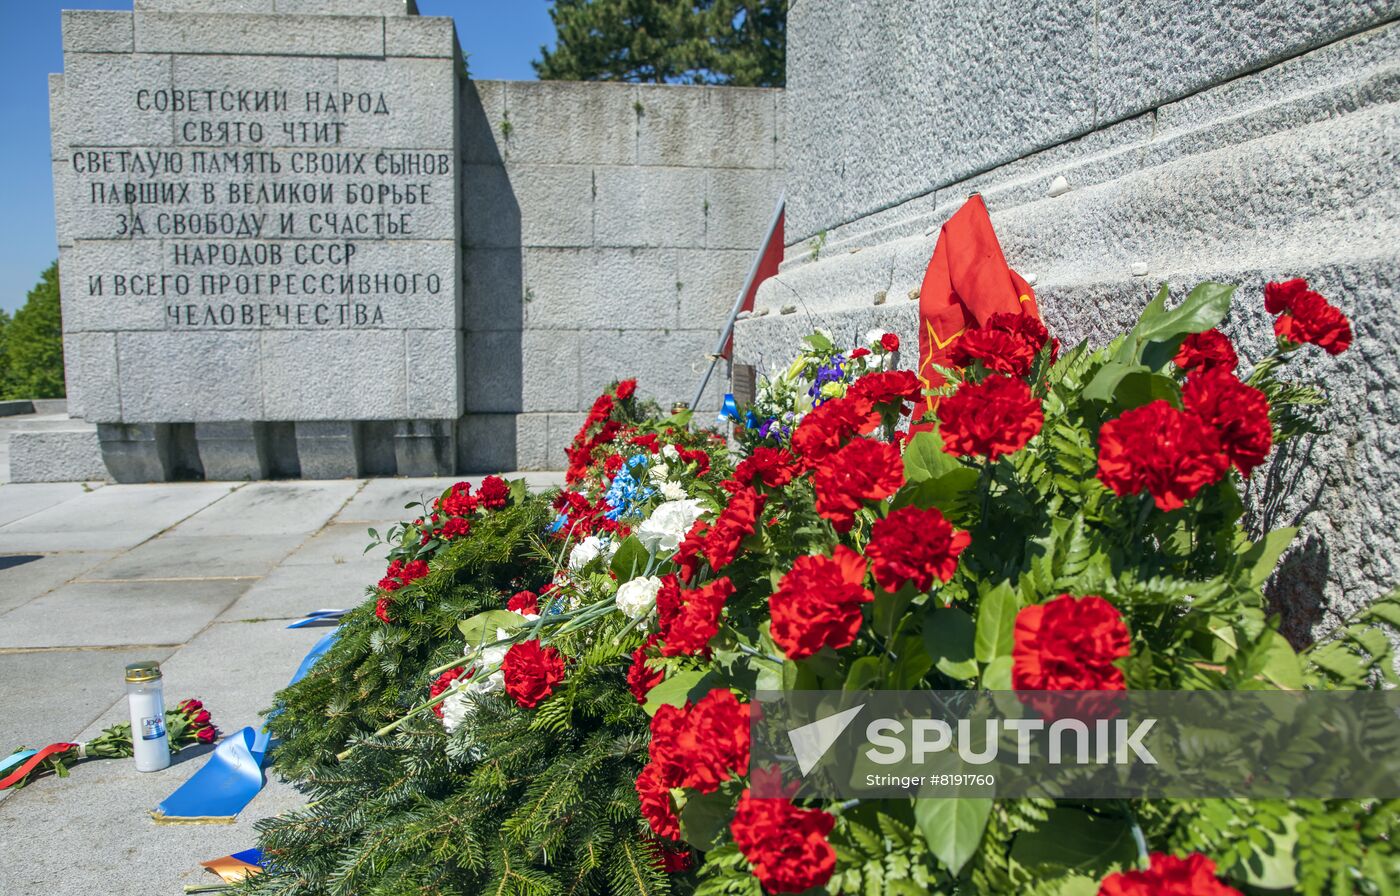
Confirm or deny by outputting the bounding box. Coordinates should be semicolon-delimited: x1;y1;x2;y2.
125;661;170;772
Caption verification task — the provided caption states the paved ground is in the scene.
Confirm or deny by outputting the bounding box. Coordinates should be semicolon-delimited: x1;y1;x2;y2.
0;474;562;895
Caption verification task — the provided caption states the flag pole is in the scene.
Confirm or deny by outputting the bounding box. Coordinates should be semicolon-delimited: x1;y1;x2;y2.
691;191;786;411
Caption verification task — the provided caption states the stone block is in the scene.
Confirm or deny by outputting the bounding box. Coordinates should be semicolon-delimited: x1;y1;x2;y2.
405;328;462;419
61;331;122;423
636;85;779;168
384;15;456;57
261;331;406;420
61;10;133;54
545;412;586;468
8;428;109;484
462;163;522;249
97;423;175;483
461;80;508;165
57;241;167;329
277;0;418;13
501;81;638;165
593;167;708;248
177;479;361;535
194;421;269;480
336;56;457;149
1093;0;1396;125
519;329;577;413
521;247;680;330
294;421;362;478
0;400;34;417
56;53;173;146
513;164;595;248
574;328;719;411
394;419;456;476
49;158;73;247
167;53;337;142
463;329;524;413
133;12;385;57
706;168;785;249
784;0;1097;241
677;249;752;323
117;331;263;422
463;247;525;325
0;579;248;650
84;533;294;579
457;413;516;472
134;0;276;11
0;482;231;552
513;413;549;470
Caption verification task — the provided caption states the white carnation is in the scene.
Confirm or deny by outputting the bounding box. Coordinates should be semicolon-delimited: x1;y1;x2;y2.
660;480;687;501
441;630;512;732
648;462;671;484
662;444;680;462
615;575;662;620
637;499;706;554
568;535;614;571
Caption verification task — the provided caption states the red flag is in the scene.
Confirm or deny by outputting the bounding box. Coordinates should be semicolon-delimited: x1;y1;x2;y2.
916;194;1038;416
725;205;784;359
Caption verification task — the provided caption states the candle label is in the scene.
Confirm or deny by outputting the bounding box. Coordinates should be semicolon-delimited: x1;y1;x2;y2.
141;716;167;741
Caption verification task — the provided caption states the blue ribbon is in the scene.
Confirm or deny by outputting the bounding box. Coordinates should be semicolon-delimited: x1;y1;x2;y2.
719;393;741;422
153;629;339;823
0;750;38;776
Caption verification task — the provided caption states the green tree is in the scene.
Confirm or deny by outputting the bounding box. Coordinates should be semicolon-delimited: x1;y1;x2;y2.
0;309;12;398
534;0;785;87
4;262;65;399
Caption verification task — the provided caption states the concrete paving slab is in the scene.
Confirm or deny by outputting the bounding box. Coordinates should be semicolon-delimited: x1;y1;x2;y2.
334;476;460;522
0;482;104;527
0;646;179;756
76;535;297;582
218;562;377;622
0;551;117;615
0;483;237;553
279;522;386;574
0;580;248;649
173;480;364;537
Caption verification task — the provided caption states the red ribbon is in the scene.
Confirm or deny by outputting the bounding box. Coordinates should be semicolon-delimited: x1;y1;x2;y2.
0;743;78;790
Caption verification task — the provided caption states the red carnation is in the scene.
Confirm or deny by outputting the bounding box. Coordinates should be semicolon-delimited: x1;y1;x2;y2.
790;393;880;467
702;487;766;570
378;558;406;592
849;369;924;411
660;577;736;657
881;332;900;352
603;454;624;477
952;328;1037;377
635;761;681;839
374;596;393;624
674;521;709;582
632;432;661;453
1013;594;1130;691
730;791;837;894
1098;852;1242;896
429;666;467;718
655;574;683;636
850;346;871;359
939;374;1044;460
477;475;510;510
1265;278;1351;354
677;446;712;476
627;636;664;703
438;482;477;517
811;438;904;532
1096;400;1229;511
507;590;540;615
770;546;873;659
649;839;693;874
1182;368;1273;476
1173;329;1238;374
438;516;471;540
866;505;970;592
986;311;1049;351
501;640;566;709
401;559;430;584
722;446;797;493
671;689;751;793
615;378;638;400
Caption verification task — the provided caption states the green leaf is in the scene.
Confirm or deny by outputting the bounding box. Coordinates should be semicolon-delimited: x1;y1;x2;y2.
610;535;650;581
1083;360;1148;404
1229;811;1299;889
903;430;962;483
981;656;1013;690
457;609;529;646
890;633;934;689
1009;808;1137;875
1239;527;1298;588
914;797;992;875
974;583;1018;664
844;656;883;692
923;607;978;681
1113;370;1179;410
642;670;713;716
1134;281;1234;345
1255;630;1304;690
678;787;737;851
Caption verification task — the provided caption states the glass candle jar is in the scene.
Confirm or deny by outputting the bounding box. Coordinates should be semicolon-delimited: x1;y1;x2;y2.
125;661;170;772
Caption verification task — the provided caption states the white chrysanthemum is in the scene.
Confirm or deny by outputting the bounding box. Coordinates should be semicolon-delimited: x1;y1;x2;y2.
648;462;671;484
637;499;706;554
568;535;613;571
661;444;680;462
660;480;687;501
615;575;662;620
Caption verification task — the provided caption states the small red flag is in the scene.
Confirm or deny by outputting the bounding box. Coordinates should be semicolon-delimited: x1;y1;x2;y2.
725;205;785;359
916;194;1038;417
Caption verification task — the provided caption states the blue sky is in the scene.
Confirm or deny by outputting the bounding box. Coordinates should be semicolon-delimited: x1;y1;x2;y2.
0;1;555;314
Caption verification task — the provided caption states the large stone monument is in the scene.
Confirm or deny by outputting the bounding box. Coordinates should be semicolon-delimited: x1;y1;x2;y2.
38;0;784;482
50;0;461;480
